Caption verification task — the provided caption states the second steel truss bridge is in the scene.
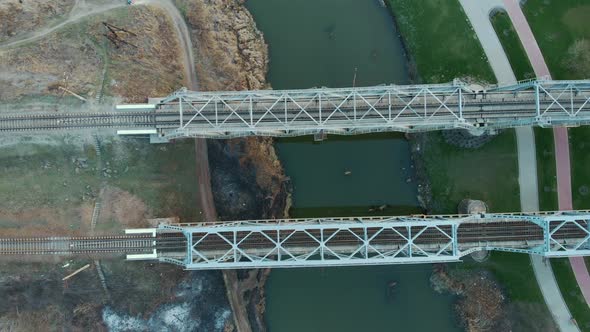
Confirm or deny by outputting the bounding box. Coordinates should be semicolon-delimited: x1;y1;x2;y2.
3;211;590;270
153;210;590;270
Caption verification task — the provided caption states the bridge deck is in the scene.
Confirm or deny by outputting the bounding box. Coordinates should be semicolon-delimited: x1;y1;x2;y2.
0;79;588;140
156;211;590;270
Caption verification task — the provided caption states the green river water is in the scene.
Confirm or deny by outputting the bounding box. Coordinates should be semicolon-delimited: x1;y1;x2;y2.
246;0;460;331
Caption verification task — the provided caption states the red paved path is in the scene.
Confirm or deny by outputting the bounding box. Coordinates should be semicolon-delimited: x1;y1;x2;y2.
503;0;551;78
503;0;590;309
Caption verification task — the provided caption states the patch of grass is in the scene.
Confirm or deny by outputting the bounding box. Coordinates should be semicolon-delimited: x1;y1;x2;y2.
523;0;590;79
102;138;201;221
569;127;590;209
551;258;590;331
454;252;544;302
490;11;535;81
534;128;558;211
420;130;520;214
387;0;495;83
0;140;100;210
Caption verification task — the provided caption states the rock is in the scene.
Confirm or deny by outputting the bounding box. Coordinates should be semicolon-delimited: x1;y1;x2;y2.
458;199;487;214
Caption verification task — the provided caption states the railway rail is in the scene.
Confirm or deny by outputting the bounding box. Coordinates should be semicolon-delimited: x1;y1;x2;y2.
0;80;588;139
0;234;185;255
160;211;590;269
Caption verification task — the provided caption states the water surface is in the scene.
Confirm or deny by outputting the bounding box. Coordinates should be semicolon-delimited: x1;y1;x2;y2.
246;0;459;330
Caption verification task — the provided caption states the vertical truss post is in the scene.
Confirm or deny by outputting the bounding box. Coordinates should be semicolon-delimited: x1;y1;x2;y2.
570;85;575;117
276;230;281;262
353;90;357;121
458;89;463;121
215;98;219;127
408;226;412;258
249;95;254;126
363;227;368;259
179;96;184;127
233;230;238;263
543;218;550;254
388;90;392;121
284;94;288;123
423;89;427;119
535;82;541;118
318;93;322;124
452;224;458;257
320;228;325;261
185;230;192;265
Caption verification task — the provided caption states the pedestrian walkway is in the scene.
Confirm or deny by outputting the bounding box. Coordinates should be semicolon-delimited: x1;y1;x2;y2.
458;0;515;84
503;0;590;310
459;1;578;330
503;0;590;312
502;0;551;78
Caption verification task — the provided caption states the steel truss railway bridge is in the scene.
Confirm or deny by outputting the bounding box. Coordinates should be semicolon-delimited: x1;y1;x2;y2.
0;79;589;140
3;210;585;270
150;210;590;269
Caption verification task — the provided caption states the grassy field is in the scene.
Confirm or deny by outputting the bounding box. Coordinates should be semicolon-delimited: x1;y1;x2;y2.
570;127;590;210
534;128;558;211
490;11;535;81
0;135;201;236
523;0;590;79
420;130;520;214
552;258;590;331
387;0;495;83
384;0;558;325
523;1;590;327
102;137;202;221
456;253;544;302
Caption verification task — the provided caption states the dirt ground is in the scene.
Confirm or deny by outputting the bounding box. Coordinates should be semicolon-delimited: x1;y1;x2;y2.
0;4;184;103
0;0;282;330
0;0;75;43
172;0;268;91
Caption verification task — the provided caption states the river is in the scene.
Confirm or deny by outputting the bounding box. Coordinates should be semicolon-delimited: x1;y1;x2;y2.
246;0;461;331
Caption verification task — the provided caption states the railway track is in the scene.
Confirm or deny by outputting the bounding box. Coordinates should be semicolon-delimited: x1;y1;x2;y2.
0;112;156;132
0;234;185;255
1;220;587;256
0;92;588;134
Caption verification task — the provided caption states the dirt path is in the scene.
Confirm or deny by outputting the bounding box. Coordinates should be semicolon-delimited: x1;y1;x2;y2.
149;3;250;332
143;0;198;90
142;0;218;222
0;0;126;50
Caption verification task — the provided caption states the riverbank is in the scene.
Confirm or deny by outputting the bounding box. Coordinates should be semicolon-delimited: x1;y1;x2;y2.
172;1;288;330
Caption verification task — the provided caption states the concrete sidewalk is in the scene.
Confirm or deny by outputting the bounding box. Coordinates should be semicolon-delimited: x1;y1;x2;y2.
503;0;590;314
459;1;578;331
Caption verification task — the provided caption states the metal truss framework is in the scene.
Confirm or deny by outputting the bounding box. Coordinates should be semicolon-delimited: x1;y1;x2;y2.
152;79;590;140
156;211;590;270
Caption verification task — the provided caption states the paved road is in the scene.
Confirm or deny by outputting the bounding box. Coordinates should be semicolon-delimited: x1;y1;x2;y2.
503;0;590;313
459;1;579;331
